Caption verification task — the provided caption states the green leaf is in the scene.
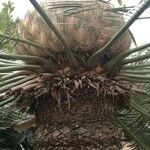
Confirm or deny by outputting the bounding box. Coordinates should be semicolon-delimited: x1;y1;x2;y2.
118;84;150;149
118;117;150;150
0;1;17;53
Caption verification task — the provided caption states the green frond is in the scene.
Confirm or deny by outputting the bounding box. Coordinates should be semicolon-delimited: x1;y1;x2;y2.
87;0;150;68
122;53;150;65
0;96;16;107
118;76;150;83
120;73;150;80
118;91;150;149
0;65;44;73
1;71;32;80
0;53;57;72
0;76;25;87
118;81;150;149
118;117;150;150
0;74;37;93
124;63;150;69
123;70;150;75
104;42;150;72
130;101;150;119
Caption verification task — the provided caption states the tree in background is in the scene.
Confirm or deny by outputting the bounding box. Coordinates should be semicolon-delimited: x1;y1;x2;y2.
0;0;150;149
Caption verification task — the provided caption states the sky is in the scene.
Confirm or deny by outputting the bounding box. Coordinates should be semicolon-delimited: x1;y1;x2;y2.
0;0;150;46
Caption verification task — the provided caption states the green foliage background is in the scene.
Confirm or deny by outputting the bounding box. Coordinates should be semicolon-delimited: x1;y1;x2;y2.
0;1;17;53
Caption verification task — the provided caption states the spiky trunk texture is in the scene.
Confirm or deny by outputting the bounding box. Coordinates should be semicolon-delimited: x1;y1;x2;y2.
35;96;121;150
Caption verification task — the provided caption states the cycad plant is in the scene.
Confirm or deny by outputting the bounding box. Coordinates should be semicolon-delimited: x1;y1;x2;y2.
0;0;150;149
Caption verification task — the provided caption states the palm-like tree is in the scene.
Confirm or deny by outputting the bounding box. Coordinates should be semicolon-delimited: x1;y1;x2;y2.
0;0;150;149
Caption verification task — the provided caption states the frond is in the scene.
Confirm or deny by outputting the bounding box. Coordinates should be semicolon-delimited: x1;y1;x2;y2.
118;89;150;149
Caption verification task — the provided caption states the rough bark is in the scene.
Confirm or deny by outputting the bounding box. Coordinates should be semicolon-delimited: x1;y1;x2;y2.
35;95;122;150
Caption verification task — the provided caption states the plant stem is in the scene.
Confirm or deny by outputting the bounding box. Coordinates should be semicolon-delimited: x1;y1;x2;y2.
124;63;150;69
0;96;14;107
0;73;9;76
2;71;32;80
119;76;150;83
0;74;37;93
122;53;150;65
0;65;44;73
116;83;150;97
123;70;150;74
0;53;56;72
120;73;150;80
0;59;20;64
0;33;46;51
0;76;26;86
104;42;150;72
0;95;22;107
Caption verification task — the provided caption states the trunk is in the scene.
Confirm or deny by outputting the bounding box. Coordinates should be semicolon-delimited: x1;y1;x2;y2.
35;95;122;150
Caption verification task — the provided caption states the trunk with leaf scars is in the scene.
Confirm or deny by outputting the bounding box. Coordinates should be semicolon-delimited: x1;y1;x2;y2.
31;76;127;150
35;97;121;149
